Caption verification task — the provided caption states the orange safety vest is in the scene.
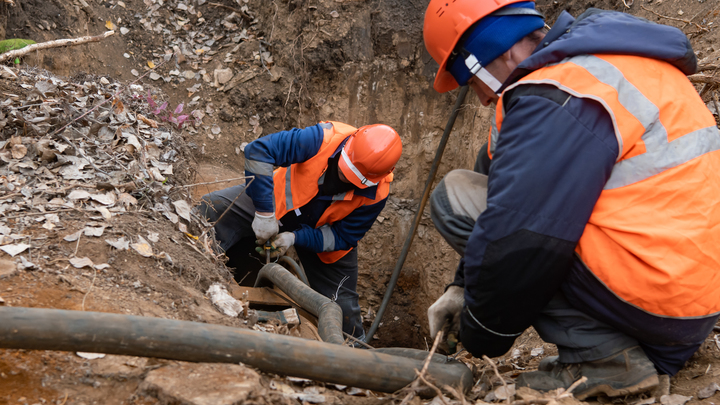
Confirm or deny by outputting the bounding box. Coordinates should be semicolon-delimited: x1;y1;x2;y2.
273;121;392;263
490;54;720;318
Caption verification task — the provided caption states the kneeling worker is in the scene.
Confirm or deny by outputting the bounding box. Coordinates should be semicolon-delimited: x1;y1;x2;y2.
422;0;720;399
198;121;402;340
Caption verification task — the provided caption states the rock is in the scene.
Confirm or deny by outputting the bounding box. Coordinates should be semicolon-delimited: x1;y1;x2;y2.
661;394;692;405
0;258;17;279
139;363;262;405
698;382;720;399
213;68;233;86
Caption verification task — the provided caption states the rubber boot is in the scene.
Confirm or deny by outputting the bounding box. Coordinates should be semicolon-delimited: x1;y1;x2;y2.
516;346;659;400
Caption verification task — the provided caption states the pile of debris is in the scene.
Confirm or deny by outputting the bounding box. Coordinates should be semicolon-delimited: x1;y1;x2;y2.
0;64;224;280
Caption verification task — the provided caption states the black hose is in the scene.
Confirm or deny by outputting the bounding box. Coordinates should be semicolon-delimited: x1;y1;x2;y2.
278;255;310;286
365;86;470;343
0;307;473;394
255;263;344;345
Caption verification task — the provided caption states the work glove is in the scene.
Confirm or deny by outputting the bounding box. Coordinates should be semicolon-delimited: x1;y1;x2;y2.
252;212;278;243
427;285;464;354
255;232;295;259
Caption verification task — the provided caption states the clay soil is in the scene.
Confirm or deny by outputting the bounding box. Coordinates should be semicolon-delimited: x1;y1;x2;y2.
1;0;720;404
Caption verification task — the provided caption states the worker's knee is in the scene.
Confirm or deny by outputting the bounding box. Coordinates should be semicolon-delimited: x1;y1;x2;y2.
459;306;518;359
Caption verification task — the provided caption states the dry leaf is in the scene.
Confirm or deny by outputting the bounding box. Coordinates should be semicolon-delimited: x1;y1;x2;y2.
118;193;138;206
105;20;116;30
661;394;692;405
83;226;105;237
11;144;27;159
130;235;154;257
69;257;94;268
68;190;91;200
148;61;155;69
64;230;83;242
172;200;192;222
105;237;129;250
90;193;116;206
0;243;30;257
137;114;159;128
698;383;720;399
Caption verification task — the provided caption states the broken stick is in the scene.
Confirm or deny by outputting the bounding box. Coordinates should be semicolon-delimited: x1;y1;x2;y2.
0;31;115;63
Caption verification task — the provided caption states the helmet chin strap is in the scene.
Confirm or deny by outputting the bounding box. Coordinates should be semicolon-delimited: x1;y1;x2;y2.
464;53;502;93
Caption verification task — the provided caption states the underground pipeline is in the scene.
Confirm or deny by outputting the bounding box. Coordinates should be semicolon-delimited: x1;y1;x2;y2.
254;262;344;345
0;306;473;393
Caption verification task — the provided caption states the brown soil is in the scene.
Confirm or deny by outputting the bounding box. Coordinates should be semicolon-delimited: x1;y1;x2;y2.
1;0;720;404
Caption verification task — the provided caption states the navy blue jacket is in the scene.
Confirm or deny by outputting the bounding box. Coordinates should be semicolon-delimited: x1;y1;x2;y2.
244;124;386;253
455;9;700;366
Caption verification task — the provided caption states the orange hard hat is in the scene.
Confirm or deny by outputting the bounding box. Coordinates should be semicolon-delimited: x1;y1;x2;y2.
423;0;535;93
339;124;402;189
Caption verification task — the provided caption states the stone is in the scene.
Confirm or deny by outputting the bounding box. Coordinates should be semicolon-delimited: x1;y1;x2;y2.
139;363;262;405
213;68;233;86
0;259;16;279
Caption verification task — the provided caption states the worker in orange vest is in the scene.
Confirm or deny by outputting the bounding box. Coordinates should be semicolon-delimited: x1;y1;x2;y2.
423;0;720;399
198;122;402;340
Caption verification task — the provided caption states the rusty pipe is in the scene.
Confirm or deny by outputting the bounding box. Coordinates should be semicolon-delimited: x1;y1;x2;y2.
255;262;344;345
0;306;473;393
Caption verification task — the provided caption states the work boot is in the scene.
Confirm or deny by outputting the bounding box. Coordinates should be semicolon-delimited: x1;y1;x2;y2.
516;346;659;400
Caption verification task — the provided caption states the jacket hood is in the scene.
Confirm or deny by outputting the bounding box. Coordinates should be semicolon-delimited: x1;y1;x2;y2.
504;9;697;89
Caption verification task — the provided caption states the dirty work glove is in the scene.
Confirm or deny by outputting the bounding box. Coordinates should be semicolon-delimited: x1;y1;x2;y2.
428;285;464;353
254;232;295;259
252;212;278;243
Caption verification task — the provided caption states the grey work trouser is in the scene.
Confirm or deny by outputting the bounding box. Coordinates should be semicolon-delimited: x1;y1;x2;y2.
430;169;638;363
197;185;365;339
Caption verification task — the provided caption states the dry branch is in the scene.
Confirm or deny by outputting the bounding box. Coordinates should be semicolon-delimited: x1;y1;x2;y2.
688;74;720;86
640;6;708;32
698;64;720;73
0;31;115;62
2;0;15;6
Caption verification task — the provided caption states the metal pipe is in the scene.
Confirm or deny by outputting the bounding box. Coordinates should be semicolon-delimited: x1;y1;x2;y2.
255;263;344;345
278;255;310;286
0;307;473;394
366;86;470;342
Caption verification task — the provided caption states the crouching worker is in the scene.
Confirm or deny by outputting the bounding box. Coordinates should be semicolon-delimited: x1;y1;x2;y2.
422;0;720;400
197;121;402;340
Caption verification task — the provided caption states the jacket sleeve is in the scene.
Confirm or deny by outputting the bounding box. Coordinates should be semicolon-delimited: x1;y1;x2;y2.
243;124;325;213
292;198;387;253
460;84;618;351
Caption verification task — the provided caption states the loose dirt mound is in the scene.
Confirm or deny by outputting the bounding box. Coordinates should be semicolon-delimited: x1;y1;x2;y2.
1;0;720;404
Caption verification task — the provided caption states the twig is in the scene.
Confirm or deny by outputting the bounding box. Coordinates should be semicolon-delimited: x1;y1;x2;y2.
210;176;254;226
557;376;588;398
0;31;115;62
342;331;374;349
443;384;468;405
73;233;82;257
179;176;252;188
712;92;720;119
81;269;97;311
484;355;511;404
60;393;69;405
688;74;720;86
640;5;709;32
399;330;443;405
416;372;449;405
622;0;633;8
206;2;253;22
3;208;77;219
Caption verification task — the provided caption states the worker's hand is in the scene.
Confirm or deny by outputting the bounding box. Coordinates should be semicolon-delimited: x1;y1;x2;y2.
252;212;279;243
428;286;464;352
255;232;295;259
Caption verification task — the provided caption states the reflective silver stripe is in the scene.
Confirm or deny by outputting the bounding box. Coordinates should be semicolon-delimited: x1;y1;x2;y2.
285;168;293;210
319;225;335;252
244;159;274;176
341;148;378;187
319;122;333;129
505;55;719;188
467;306;522;337
332;192;348;201
568;55;668;151
606;125;720;189
489;120;498;157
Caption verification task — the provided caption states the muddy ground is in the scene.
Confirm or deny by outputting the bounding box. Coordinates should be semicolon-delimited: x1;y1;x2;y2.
1;0;720;404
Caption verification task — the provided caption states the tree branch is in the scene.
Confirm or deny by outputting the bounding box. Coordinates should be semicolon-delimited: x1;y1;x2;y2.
0;31;115;62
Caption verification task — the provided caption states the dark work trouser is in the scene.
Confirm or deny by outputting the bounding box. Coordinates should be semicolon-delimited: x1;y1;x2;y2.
197;185;365;339
429;155;716;375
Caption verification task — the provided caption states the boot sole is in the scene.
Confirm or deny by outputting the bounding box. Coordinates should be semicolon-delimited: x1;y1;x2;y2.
575;374;660;400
